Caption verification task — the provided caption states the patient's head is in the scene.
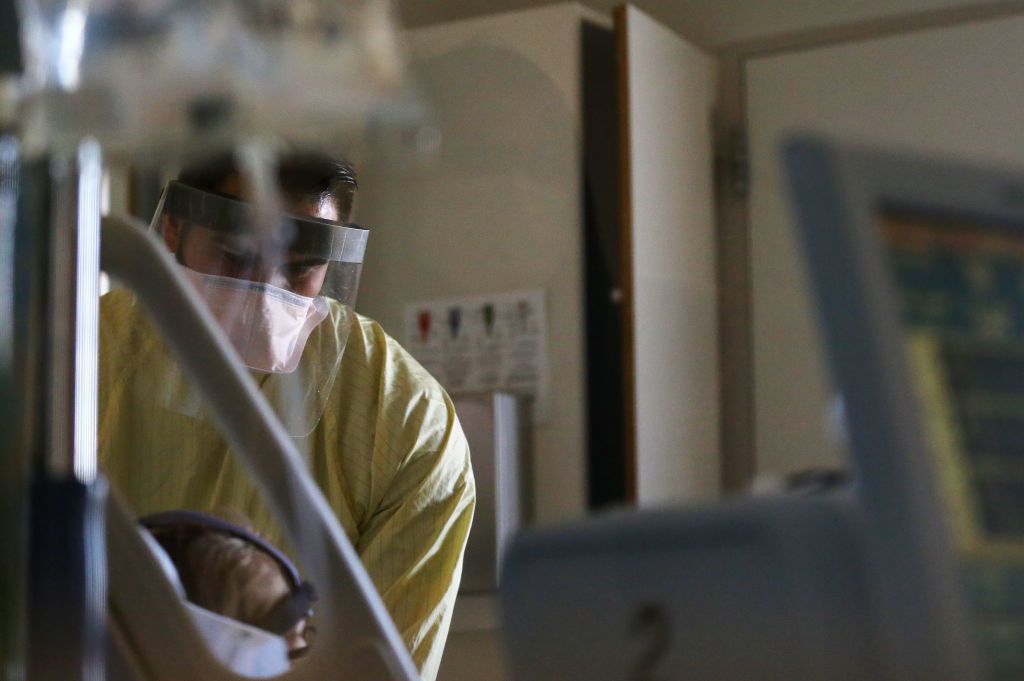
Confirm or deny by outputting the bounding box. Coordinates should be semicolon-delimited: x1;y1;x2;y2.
143;511;313;658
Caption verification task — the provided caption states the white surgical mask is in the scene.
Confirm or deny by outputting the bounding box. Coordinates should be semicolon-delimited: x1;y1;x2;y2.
180;266;329;374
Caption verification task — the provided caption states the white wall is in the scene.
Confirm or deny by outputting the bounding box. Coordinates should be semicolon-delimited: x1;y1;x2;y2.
358;2;590;525
353;5;595;681
747;14;1024;477
397;0;990;47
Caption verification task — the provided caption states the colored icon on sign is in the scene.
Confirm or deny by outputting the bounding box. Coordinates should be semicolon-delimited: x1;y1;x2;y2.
417;310;432;343
483;303;496;336
448;307;463;339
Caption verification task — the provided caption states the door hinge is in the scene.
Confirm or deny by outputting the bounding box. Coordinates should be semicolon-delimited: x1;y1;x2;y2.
728;126;749;200
713;116;749;202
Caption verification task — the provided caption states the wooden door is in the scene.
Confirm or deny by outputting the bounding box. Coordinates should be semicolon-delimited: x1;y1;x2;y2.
617;5;720;505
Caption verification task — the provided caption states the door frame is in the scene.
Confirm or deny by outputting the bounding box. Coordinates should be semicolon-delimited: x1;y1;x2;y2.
713;0;1024;492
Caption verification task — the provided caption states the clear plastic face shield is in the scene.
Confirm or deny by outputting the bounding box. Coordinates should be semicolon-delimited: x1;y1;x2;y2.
148;178;368;436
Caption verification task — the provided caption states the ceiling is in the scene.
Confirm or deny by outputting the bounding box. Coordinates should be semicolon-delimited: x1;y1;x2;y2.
395;0;1010;48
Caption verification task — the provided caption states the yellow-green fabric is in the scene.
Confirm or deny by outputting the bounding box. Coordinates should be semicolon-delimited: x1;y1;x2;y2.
98;289;475;681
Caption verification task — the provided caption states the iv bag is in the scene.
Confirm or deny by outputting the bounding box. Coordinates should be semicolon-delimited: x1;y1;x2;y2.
15;0;407;158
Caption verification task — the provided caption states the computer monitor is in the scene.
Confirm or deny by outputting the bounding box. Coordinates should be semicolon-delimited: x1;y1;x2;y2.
785;138;1024;681
880;205;1024;677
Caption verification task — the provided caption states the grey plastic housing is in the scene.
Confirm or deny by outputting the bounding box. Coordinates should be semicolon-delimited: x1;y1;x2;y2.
501;493;886;681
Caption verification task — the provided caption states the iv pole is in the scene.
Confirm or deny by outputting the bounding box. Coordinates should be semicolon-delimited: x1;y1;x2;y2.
0;3;108;678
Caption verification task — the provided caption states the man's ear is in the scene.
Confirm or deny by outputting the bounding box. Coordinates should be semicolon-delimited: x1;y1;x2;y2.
162;216;180;254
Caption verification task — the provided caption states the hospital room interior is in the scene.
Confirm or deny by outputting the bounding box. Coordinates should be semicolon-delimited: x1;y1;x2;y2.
4;1;1024;680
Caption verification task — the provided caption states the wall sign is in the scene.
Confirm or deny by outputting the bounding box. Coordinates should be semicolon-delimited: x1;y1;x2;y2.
403;290;550;421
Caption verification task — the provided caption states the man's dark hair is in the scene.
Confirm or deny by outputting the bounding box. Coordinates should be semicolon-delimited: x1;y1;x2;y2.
177;150;358;222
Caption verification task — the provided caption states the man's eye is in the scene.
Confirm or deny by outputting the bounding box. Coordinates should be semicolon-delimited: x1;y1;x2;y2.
221;250;258;266
288;266;319;279
287;261;326;277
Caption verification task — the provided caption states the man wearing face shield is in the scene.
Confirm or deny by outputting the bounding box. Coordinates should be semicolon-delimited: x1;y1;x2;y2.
98;152;476;681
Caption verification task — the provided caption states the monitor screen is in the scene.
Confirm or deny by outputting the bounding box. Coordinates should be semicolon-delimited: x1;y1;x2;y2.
881;208;1024;678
